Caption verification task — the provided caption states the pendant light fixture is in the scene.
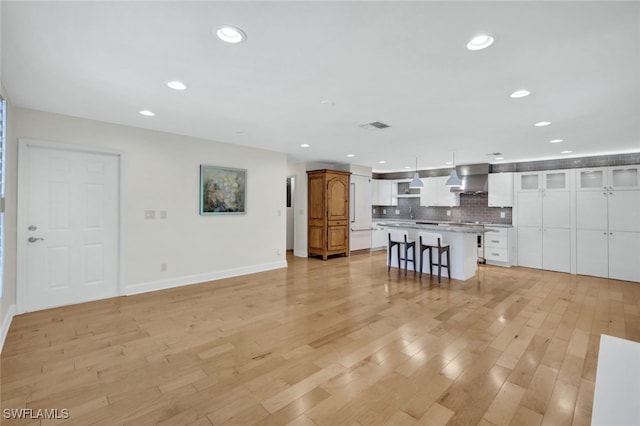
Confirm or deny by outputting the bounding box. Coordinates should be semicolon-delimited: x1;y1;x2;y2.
445;152;462;187
409;157;424;188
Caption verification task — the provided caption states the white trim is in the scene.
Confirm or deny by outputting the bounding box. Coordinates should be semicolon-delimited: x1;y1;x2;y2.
125;261;287;296
0;303;16;353
17;138;125;314
294;249;308;258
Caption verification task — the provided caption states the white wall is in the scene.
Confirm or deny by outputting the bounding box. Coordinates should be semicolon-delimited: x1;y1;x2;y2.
287;162;307;257
8;107;287;303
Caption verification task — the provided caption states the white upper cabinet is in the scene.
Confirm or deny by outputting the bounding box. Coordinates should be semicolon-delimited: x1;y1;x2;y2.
372;179;398;206
609;166;640;190
517;170;571;192
577;167;608;191
419;176;459;207
578;166;640;191
488;173;514;207
517;172;541;192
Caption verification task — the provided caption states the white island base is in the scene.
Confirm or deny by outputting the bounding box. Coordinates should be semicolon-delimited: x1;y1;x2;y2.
385;226;481;281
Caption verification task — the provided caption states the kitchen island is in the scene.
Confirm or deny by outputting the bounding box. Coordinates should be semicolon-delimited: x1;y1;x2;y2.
379;222;494;281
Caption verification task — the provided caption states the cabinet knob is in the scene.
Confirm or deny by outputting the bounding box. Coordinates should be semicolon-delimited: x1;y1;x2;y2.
610;232;613;235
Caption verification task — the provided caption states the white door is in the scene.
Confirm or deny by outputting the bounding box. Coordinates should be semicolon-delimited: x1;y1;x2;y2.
577;191;608;230
542;191;571;228
542;228;571;273
517;226;542;269
24;145;119;312
608;190;640;232
608;232;640;282
517;192;542;227
577;230;609;278
349;175;372;251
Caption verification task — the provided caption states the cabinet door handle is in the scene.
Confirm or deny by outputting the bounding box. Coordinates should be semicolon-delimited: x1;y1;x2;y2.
492;252;500;256
491;240;500;243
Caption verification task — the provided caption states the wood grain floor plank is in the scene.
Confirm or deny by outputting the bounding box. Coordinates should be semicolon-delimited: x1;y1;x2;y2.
2;253;638;425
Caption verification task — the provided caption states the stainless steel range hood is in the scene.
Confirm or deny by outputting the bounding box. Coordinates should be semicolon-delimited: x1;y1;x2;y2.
449;163;489;194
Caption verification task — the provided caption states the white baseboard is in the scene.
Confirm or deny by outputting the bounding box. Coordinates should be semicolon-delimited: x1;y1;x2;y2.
293;250;308;258
1;304;17;353
125;261;288;296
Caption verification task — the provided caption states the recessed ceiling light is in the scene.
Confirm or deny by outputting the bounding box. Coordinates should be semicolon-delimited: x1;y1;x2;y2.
167;81;187;91
346;154;355;158
550;139;564;144
139;110;155;117
300;144;310;148
561;150;573;154
216;25;246;44
535;121;551;127
495;157;504;160
510;90;531;98
466;35;494;51
379;160;386;164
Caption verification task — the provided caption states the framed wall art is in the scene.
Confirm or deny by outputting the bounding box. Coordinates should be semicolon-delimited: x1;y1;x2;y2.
200;165;246;215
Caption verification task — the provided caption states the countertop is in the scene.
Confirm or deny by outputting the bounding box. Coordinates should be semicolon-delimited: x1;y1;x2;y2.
376;221;497;234
372;218;513;228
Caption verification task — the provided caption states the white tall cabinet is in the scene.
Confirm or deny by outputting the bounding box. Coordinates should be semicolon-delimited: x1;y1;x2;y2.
576;166;640;282
516;170;572;272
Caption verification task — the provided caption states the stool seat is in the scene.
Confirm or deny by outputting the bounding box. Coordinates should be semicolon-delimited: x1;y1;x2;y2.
388;230;416;276
419;232;451;283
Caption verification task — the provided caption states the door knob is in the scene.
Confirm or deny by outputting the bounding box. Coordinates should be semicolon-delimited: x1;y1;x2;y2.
28;237;44;243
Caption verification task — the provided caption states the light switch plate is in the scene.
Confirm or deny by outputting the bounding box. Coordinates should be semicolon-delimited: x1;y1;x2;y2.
145;210;155;219
500;211;506;218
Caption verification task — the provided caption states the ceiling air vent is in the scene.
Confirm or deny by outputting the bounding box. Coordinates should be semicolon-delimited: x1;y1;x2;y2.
360;121;390;130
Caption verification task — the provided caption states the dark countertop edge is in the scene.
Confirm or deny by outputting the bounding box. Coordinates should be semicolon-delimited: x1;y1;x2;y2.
372;218;513;228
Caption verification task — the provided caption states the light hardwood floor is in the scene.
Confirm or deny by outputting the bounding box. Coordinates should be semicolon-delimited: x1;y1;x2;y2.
2;251;639;425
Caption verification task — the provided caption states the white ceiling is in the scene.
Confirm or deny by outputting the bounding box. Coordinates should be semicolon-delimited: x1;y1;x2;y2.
2;1;639;172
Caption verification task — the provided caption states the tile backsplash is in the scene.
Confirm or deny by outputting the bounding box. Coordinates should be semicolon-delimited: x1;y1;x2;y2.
372;193;512;224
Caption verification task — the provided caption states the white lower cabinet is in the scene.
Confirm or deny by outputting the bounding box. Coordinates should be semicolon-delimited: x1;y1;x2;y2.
577;230;609;278
542;228;571;273
608;232;640;282
576;175;640;281
371;224;388;250
578;230;640;282
484;227;514;267
517;227;543;269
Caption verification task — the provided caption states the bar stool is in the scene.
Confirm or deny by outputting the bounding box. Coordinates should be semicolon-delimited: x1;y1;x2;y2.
419;232;451;283
388;230;416;276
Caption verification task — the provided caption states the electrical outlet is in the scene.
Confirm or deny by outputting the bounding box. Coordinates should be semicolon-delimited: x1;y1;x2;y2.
373;208;377;214
277;249;282;255
160;263;167;272
446;210;451;216
395;209;400;215
500;211;506;218
160;210;167;219
382;209;386;214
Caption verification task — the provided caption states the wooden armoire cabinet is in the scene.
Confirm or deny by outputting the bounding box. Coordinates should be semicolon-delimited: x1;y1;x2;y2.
307;169;351;260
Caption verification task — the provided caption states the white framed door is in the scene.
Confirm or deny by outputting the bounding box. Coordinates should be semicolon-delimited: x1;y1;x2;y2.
18;140;122;312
